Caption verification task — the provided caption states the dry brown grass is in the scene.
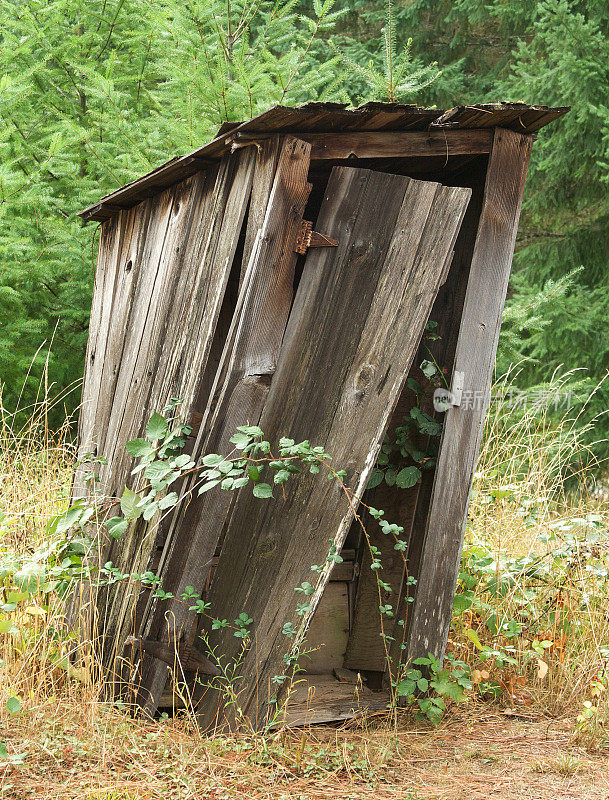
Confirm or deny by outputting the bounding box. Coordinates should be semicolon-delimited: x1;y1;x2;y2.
447;371;609;727
2;703;609;799
1;372;608;798
0;387;75;552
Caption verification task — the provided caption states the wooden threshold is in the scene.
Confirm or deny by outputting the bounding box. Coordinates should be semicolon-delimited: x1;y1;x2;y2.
158;674;390;728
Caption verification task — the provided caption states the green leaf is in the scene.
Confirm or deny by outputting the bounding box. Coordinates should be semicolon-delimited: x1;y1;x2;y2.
202;454;223;467
367;469;384;489
126;438;155;457
158;492;179;510
431;669;466;702
274;469;290;484
14;563;46;593
6;697;21;715
56;504;84;535
410;407;442;436
453;591;474;613
198;479;220;496
465;628;484;651
143;501;158;521
171;454;193;469
105;516;128;539
396;466;421;489
384;468;396;487
229;432;252;449
253;483;273;499
420;359;438;378
120;488;143;520
0;620;14;634
146;412;169;441
238;425;264;437
144;461;172;483
396;679;416;697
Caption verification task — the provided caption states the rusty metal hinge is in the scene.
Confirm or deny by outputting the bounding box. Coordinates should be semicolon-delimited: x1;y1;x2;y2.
293;219;339;255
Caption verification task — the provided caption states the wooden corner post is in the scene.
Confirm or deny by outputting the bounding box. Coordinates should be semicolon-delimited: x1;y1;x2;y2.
402;127;533;664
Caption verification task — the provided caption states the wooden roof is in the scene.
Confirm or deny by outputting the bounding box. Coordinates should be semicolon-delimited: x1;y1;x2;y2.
80;101;569;222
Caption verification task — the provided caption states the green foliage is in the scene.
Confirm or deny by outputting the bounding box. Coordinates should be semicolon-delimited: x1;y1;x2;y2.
369;349;443;490
395;653;471;725
326;0;609;454
0;0;346;423
331;0;439;101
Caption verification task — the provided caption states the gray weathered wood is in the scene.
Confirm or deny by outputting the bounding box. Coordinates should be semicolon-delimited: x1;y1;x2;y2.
103;152;257;672
198;167;471;730
303;130;493;160
343;160;489;677
403;128;533;665
132;137;312;715
74;151;258;676
278;675;389;728
301;583;349;675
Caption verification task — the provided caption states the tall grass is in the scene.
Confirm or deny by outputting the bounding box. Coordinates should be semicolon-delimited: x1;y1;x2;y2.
451;369;609;743
0;383;76;551
0;370;607;749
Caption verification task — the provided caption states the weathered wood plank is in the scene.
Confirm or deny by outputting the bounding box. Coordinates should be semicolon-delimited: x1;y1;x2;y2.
344;159;489;677
402;128;533;665
241;138;282;283
73;214;124;499
279;675;389;728
100;153;257;672
199;167;471;730
133;137;312;715
303;130;493;160
74;153;259;675
301;583;349;675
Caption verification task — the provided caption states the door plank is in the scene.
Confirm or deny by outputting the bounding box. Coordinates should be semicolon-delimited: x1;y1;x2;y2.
198;166;471;730
344;160;488;677
402;128;533;665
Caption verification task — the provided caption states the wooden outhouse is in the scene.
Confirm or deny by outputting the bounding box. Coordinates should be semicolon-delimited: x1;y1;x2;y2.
76;102;568;728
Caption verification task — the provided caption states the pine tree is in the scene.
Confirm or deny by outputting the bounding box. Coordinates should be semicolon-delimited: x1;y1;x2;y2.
0;0;345;422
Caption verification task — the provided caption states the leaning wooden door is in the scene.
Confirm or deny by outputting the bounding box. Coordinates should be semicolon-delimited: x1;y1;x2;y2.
196;166;472;729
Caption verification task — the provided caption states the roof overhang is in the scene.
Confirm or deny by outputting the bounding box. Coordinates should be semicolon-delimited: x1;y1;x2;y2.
79;101;569;223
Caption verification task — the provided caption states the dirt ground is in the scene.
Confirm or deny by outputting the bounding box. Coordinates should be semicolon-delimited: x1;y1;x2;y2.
2;704;608;800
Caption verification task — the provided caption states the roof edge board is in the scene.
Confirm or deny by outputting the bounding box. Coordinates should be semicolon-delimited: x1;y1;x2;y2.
79;102;570;222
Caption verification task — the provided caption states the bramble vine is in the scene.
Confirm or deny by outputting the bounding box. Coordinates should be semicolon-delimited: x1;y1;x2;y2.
0;396;471;726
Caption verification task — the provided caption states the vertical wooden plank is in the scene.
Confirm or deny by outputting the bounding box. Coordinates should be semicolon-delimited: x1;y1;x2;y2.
99;153;257;670
241;138;282;282
73;215;123;499
344;160;488;676
198;168;471;730
133;136;312;715
403;128;533;665
74;152;260;675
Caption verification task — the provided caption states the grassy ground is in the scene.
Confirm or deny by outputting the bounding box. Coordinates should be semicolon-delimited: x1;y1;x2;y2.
0;374;608;798
3;704;609;799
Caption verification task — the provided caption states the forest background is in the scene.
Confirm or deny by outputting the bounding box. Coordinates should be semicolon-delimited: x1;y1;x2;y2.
0;0;608;464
